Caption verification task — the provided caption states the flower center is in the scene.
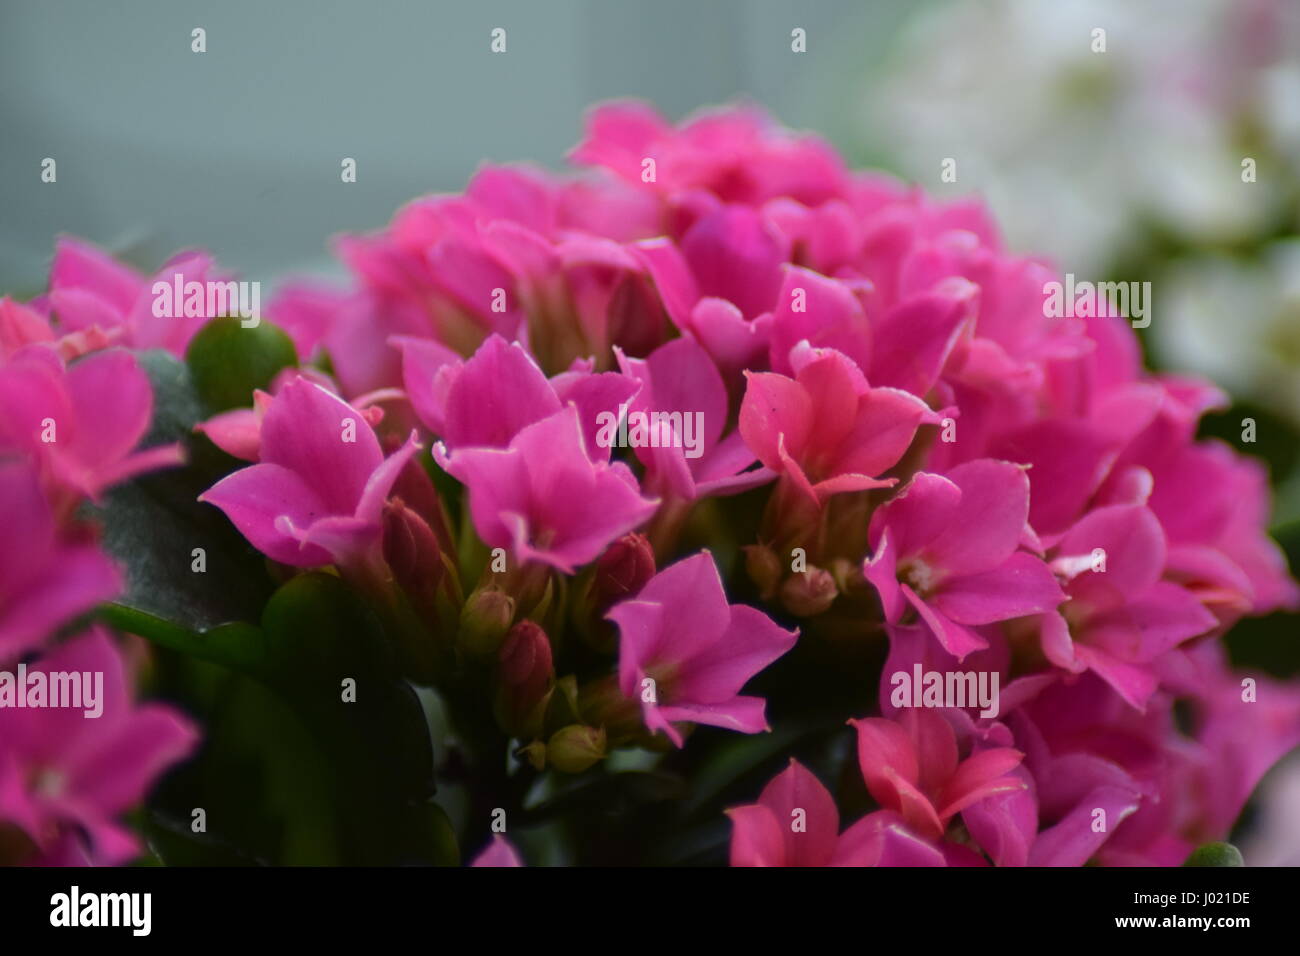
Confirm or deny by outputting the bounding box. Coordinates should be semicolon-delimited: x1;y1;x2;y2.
30;767;65;799
898;557;938;598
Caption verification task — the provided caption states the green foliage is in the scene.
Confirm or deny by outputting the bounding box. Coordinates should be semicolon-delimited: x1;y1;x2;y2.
96;347;453;865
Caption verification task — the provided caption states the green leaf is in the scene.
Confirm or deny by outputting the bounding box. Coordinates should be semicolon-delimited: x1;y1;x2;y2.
145;665;342;865
184;316;298;413
98;605;269;680
94;350;276;632
145;574;453;865
256;573;448;863
1183;842;1245;867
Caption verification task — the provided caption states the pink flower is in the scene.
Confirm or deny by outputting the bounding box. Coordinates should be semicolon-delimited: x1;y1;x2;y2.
433;405;658;573
470;834;524;867
45;237;147;339
1144;439;1300;619
194;367;375;463
766;267;874;378
863;459;1065;659
614;336;773;501
194;389;275;462
0;297;114;361
0;627;199;865
607;551;797;746
0;347;183;506
1008;670;1254;867
199;377;420;571
728;759;947;866
850;709;1026;844
677;205;789;319
570;100;850;208
633;238;774;379
0;463;120;662
397;332;638;460
48;237;233;356
339;172;672;381
1170;641;1300;842
1038;504;1218;710
262;280;353;363
740;343;940;507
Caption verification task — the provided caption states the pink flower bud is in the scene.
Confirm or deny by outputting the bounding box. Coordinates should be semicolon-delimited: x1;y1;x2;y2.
592;533;656;612
495;620;554;737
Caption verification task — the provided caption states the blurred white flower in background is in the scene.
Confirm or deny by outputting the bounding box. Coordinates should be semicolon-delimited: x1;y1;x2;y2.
1160;241;1300;421
862;0;1300;276
1241;752;1300;866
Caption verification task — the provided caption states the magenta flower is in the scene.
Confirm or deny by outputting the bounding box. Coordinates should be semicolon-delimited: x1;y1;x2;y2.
740;343;940;507
728;759;947;866
614;335;774;501
864;459;1065;659
397;332;638;460
194;388;275;462
677;205;788;319
570;100;850;207
194;367;377;464
0;627;199;865
1143;438;1300;619
1038;503;1218;710
633;239;774;379
607;551;797;746
0;347;183;505
851;709;1026;845
199;377;420;571
470;834;524;867
0;296;114;362
45;237;147;338
765;267;874;377
48;237;234;356
434;405;658;573
0;463;119;662
1011;673;1209;866
1174;641;1300;842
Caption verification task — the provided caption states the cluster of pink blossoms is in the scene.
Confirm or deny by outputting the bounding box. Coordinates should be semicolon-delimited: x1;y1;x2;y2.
8;102;1300;867
0;247;203;864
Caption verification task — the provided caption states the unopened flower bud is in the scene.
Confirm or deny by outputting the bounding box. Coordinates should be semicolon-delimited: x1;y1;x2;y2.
547;724;607;774
592;533;656;612
576;675;645;744
744;544;782;600
544;674;582;735
382;498;444;604
780;566;838;617
827;556;869;599
459;586;516;656
495;620;554;738
518;740;547;772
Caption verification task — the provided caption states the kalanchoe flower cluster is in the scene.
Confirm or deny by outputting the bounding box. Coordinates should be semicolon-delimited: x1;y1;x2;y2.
10;100;1299;868
214;100;1300;866
0;303;198;865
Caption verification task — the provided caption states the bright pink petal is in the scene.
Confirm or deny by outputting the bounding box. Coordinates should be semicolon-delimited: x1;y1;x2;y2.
932;552;1065;625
